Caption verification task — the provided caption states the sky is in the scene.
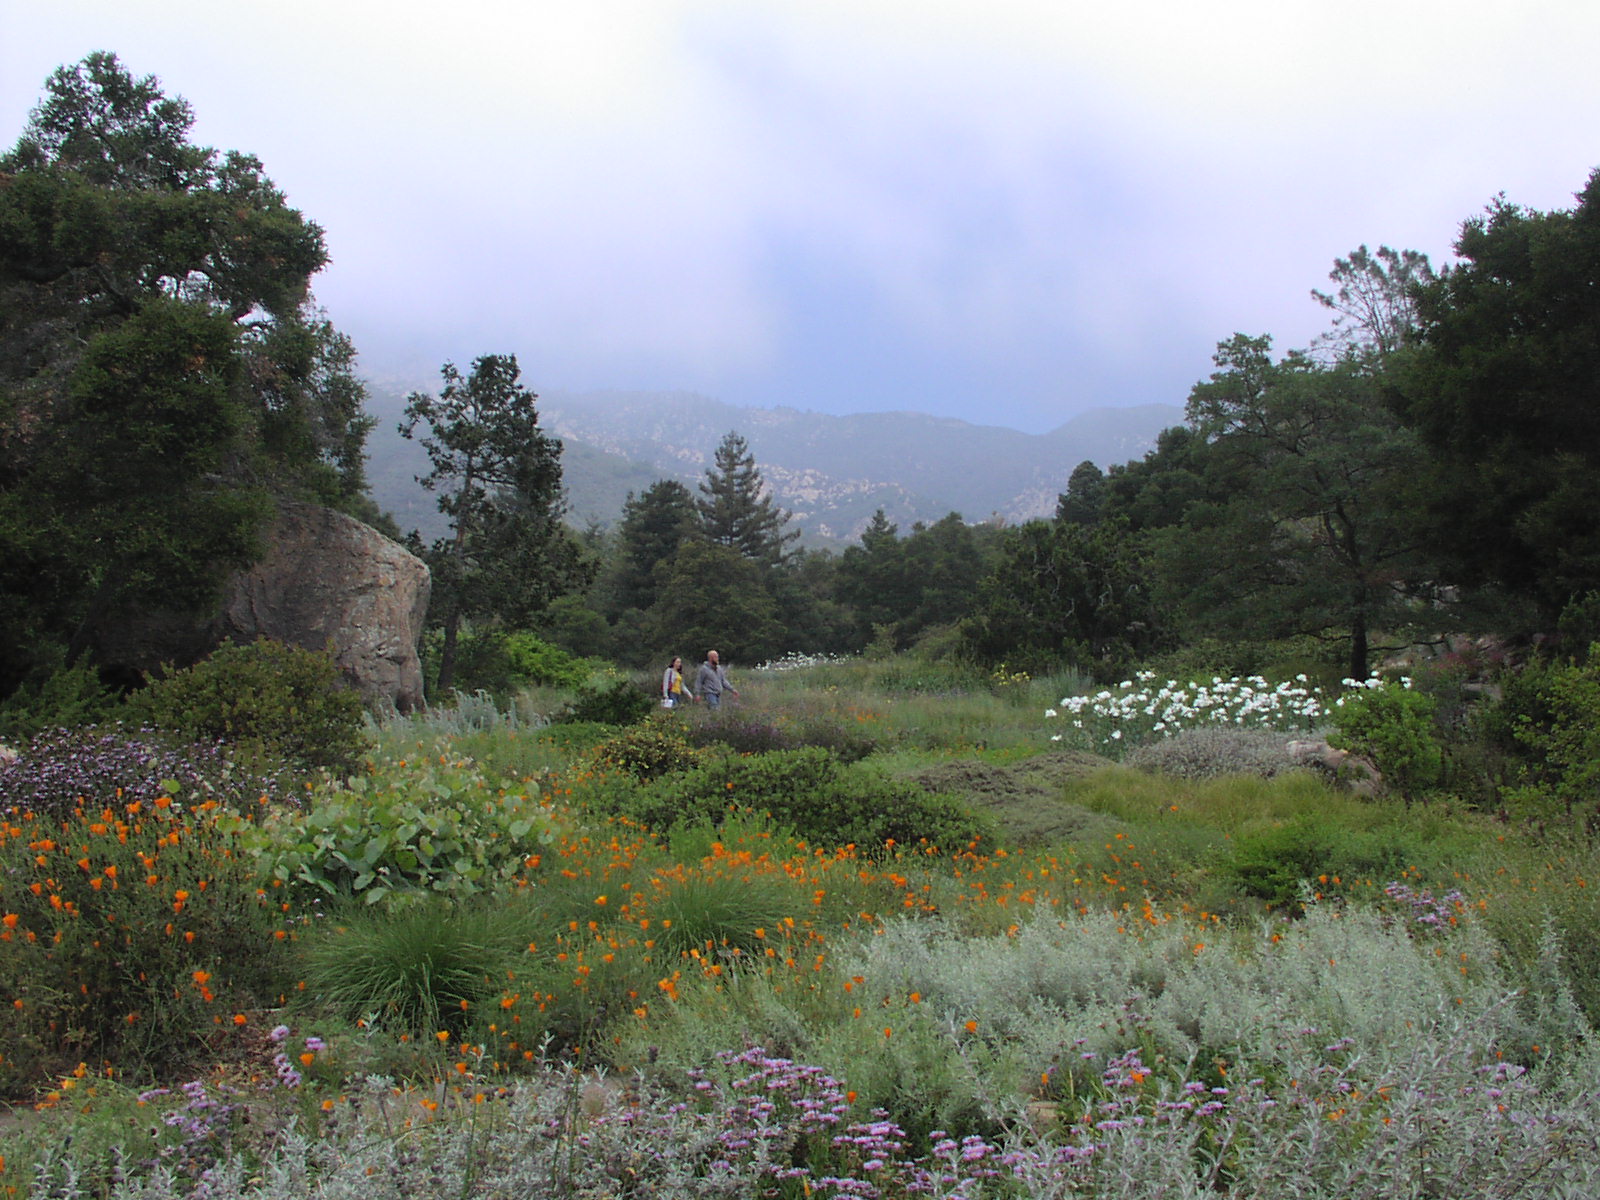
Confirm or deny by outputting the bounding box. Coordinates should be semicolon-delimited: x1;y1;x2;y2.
4;0;1599;434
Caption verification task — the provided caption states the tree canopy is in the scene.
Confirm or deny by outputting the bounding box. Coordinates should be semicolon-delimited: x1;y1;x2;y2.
0;52;375;699
1394;170;1600;624
1167;335;1427;678
400;354;587;693
697;431;799;567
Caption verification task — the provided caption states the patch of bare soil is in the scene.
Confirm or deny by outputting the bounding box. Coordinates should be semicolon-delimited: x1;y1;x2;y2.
904;750;1119;846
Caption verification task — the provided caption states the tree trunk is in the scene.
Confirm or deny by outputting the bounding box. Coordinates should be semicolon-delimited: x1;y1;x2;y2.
1348;614;1369;682
437;605;461;695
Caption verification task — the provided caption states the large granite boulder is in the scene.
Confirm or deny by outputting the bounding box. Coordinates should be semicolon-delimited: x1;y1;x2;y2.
215;501;430;712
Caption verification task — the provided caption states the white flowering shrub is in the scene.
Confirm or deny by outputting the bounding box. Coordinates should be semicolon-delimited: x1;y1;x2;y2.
1048;671;1356;759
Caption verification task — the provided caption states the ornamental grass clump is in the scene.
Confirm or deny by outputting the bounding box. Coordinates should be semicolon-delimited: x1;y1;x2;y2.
300;896;522;1037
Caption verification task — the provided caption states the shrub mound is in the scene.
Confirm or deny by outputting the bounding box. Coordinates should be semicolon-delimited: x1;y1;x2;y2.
1125;726;1309;781
682;713;799;755
634;747;994;852
556;673;654;726
127;639;368;774
589;719;701;781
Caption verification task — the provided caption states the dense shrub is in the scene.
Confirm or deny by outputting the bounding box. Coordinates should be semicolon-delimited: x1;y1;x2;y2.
1125;726;1307;780
0;725;284;821
1485;647;1600;819
127;640;368;774
555;672;654;726
633;747;994;852
683;713;799;755
0;792;291;1093
589;719;701;781
239;756;561;905
1329;680;1444;800
431;629;598;697
793;716;879;763
0;659;121;742
1224;817;1417;907
502;631;595;689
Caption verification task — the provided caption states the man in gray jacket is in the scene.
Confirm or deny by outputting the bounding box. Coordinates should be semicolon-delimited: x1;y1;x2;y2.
695;649;739;710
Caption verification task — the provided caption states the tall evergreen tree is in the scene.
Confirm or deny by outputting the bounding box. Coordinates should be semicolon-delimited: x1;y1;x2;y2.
961;517;1165;678
611;479;700;614
400;354;586;693
1168;334;1427;678
1056;461;1107;526
1394;171;1600;625
697;431;799;567
834;509;908;647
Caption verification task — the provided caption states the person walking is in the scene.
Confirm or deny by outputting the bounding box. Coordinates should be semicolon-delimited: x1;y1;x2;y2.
694;649;738;710
661;656;692;708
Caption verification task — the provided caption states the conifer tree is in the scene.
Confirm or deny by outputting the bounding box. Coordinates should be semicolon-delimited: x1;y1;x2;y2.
696;431;799;567
400;354;585;693
612;479;699;613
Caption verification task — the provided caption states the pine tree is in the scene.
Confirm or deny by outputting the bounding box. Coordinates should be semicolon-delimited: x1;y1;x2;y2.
400;354;586;693
697;431;799;567
612;480;699;613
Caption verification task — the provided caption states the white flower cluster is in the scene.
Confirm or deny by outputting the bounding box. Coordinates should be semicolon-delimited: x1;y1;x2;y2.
1331;675;1412;706
752;651;856;672
1048;670;1340;756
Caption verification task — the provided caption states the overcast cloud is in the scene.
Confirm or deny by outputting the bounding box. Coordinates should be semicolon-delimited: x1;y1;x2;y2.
4;0;1597;431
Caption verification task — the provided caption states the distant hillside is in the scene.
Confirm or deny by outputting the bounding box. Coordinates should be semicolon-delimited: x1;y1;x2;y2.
363;389;1182;545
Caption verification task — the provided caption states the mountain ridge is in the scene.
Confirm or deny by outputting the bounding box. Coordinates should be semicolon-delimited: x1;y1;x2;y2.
363;389;1183;545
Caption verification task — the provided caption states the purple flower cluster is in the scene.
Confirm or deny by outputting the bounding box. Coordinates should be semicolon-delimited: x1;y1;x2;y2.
595;1047;1117;1198
136;1078;245;1187
0;724;285;819
268;1021;321;1088
1383;880;1468;930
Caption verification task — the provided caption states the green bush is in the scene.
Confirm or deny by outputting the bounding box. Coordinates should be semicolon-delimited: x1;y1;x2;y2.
0;658;121;742
794;716;879;763
633;747;994;853
1497;646;1600;819
503;631;595;689
1329;681;1444;800
127;639;369;774
589;719;702;782
556;672;654;726
238;755;560;904
1224;817;1415;907
435;629;599;697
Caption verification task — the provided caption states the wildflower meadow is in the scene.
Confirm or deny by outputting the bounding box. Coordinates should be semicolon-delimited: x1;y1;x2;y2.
4;652;1600;1198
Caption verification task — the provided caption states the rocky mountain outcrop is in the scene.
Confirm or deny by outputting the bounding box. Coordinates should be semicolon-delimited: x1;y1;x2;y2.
217;501;430;712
